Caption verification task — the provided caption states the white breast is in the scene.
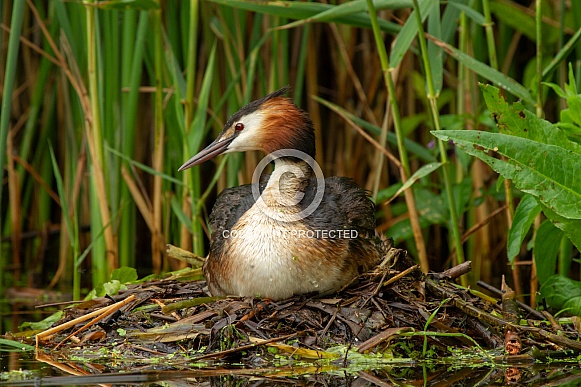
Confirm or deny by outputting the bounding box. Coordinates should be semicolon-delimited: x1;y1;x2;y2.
220;204;346;300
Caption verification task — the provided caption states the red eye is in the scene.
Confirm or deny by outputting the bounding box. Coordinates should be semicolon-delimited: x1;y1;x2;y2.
235;123;244;131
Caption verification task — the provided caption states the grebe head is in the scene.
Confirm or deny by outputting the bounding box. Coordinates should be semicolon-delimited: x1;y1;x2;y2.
178;87;315;171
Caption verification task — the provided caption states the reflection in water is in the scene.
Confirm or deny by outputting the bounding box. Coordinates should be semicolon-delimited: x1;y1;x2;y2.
2;352;581;387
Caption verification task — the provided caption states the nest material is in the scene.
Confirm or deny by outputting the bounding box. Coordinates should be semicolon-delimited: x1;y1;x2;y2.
30;247;581;375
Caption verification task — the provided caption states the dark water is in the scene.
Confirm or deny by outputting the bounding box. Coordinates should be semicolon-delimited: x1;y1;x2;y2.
2;350;581;386
2;302;581;386
0;359;581;386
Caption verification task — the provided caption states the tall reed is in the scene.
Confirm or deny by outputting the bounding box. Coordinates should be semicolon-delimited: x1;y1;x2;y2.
1;0;579;304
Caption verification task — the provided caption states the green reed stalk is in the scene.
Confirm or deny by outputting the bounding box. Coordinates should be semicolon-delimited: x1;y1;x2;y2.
49;146;81;301
18;12;57;267
220;9;244;189
101;9;125;282
86;1;118;286
0;2;25;285
457;11;479;282
151;3;165;272
536;0;543;116
183;1;204;257
481;0;498;70
271;17;289;89
556;0;574;280
294;25;310;106
529;0;544;306
411;0;465;280
365;0;429;273
119;11;148;268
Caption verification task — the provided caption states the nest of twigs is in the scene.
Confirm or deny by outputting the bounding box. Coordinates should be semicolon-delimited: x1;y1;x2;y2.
25;246;581;381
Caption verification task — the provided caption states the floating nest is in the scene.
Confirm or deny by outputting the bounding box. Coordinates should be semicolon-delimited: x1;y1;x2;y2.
11;246;581;384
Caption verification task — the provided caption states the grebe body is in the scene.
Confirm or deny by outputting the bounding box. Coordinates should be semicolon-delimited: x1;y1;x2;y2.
179;88;388;300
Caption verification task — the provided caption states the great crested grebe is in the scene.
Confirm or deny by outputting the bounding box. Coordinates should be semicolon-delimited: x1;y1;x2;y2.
179;87;389;300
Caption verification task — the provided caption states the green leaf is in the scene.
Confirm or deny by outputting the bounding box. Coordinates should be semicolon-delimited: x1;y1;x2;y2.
534;220;563;284
429;41;534;105
539;275;581;316
170;195;193;233
376;182;402;204
277;0;411;30
543;82;567;99
383;162;443;204
189;42;218;154
107;145;184;185
540;205;581;251
488;0;537;41
102;280;123;296
388;188;449;242
0;338;36;352
507;194;541;262
447;0;486;26
93;0;159;10
489;0;559;45
48;145;75;249
19;311;64;332
207;0;401;33
390;0;437;68
110;267;138;283
432;130;581;220
427;2;443;94
480;84;581;153
85;269;136;299
542;27;581;80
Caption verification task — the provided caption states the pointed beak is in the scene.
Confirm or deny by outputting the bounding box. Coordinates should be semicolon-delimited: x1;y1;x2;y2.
178;135;236;171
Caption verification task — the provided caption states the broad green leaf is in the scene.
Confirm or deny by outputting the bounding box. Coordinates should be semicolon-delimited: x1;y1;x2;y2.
87;267;138;298
546;65;581;144
481;84;581;153
388;188;447;242
431;130;581;220
388;179;471;241
539;275;581;316
534;220;563;284
102;280;123;296
390;0;437;68
507;194;541;262
428;41;534;105
110;267;138;283
376;183;402;204
540;205;581;251
86;272;134;299
19;311;64;332
86;279;125;299
383;162;443;204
